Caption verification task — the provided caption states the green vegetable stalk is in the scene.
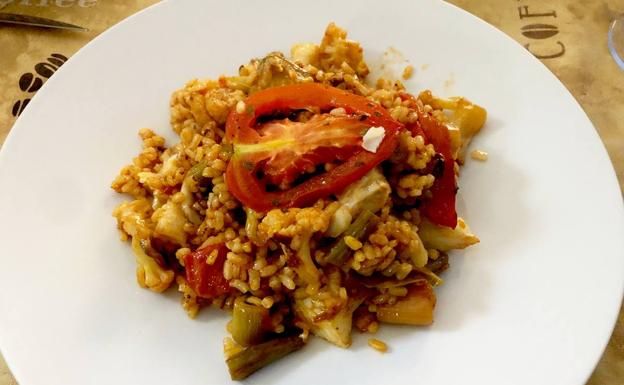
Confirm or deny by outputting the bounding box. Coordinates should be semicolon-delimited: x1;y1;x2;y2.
226;335;305;380
325;209;377;267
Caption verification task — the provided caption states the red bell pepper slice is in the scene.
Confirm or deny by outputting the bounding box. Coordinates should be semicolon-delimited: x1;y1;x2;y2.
401;93;457;228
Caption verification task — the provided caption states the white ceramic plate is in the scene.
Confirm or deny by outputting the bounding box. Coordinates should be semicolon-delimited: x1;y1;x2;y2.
1;0;623;384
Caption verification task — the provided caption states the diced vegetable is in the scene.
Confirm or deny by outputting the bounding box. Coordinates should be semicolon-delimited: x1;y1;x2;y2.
112;199;152;240
290;43;320;66
294;290;365;348
159;153;180;178
250;53;313;93
219;53;312;94
325;209;377;267
226;335;305;380
419;91;487;162
180;161;207;225
426;253;449;274
184;243;231;298
327;168;390;237
327;206;352;238
231;299;269;347
289;234;321;288
152;201;188;245
304;304;353;348
418;217;479;251
413;266;444;287
185;161;208;182
376;282;436;326
399;231;428;268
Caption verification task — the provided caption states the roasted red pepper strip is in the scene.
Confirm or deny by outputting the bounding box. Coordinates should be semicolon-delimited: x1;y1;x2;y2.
401;93;457;228
184;243;230;299
225;83;402;212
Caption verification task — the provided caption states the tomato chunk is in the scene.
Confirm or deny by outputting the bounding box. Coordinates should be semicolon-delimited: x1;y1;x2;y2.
184;243;230;298
225;83;402;212
236;113;367;189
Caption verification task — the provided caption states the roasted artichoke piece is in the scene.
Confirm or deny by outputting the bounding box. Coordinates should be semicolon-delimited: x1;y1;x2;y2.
225;335;305;380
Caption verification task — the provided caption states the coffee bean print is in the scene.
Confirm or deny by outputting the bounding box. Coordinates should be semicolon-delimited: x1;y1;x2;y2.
521;24;559;39
11;101;20;117
45;53;67;69
18;73;43;92
34;62;58;78
18;73;33;91
51;53;68;62
47;57;65;67
10;52;68;120
30;77;43;92
11;99;30;117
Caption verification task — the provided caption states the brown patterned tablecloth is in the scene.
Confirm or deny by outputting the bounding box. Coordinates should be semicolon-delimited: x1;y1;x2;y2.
0;1;622;384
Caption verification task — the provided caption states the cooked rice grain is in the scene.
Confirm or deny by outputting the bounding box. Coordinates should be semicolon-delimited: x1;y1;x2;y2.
368;338;388;352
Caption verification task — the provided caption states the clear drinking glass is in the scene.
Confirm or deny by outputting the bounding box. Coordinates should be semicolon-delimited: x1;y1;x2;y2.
609;16;624;69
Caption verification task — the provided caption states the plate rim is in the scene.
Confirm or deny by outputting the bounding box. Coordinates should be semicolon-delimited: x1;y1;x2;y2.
0;1;623;384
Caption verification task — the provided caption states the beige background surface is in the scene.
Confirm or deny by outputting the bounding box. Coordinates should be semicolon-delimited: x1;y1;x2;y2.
0;1;622;384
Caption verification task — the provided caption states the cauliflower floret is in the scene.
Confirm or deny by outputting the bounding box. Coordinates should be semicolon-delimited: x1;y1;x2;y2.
114;200;174;292
137;152;179;192
131;236;174;292
112;199;153;240
293;282;365;348
258;205;336;239
152;201;188;245
318;23;369;77
290;43;320;66
204;88;246;125
111;129;165;198
294;295;351;348
170;79;220;133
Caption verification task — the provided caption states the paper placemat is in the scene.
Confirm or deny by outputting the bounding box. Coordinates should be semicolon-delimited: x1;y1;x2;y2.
1;1;622;384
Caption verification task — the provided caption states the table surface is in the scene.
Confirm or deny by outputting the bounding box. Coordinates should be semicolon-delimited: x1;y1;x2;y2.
0;1;622;384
